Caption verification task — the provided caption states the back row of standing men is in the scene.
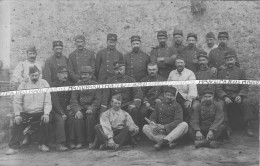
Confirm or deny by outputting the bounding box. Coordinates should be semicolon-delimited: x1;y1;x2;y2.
7;29;254;154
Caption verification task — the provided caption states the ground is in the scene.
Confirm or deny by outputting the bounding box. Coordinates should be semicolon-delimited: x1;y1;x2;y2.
0;123;258;166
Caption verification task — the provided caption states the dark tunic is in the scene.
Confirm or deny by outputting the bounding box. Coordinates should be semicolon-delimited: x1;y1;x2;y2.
190;101;224;131
42;55;76;87
68;48;95;82
195;67;217;97
149;99;183;133
95;48;124;84
208;46;240;70
140;75;166;107
150;45;178;79
70;80;102;114
102;75;143;108
173;43;185;55
179;46;204;73
124;50;150;82
216;66;248;99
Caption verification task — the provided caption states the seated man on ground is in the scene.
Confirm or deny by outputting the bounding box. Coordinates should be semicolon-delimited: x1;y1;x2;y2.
6;65;52;155
189;88;226;149
93;94;139;150
143;86;188;151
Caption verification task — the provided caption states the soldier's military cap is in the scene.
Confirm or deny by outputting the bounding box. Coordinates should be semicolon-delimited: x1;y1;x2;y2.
80;66;92;73
197;51;208;59
130;35;141;42
173;29;183;36
224;50;236;59
27;46;37;54
187;33;197;40
112;94;122;102
202;87;214;95
29;65;40;75
157;31;167;37
206;32;216;39
107;34;117;41
164;86;177;95
75;35;86;41
57;66;68;73
218;31;229;39
113;61;125;69
53;41;63;47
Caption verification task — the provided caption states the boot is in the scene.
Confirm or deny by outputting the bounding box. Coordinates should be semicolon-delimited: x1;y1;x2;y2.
209;141;218;149
154;139;168;151
57;144;68;151
246;121;254;137
194;139;209;148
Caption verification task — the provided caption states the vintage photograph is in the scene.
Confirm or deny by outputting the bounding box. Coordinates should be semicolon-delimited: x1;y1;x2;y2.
0;0;259;165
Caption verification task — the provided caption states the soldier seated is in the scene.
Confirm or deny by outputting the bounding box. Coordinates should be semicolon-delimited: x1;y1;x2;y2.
94;94;139;150
189;88;227;149
6;66;52;155
217;51;254;137
143;86;188;151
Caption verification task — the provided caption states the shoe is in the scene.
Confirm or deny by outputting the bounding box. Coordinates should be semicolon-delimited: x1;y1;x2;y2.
76;143;83;149
108;143;119;151
209;141;218;149
38;145;50;152
5;148;18;155
194;140;209;148
57;144;68;151
246;128;254;137
89;142;98;149
70;143;76;149
21;134;30;146
168;142;177;149
99;144;107;150
154;139;168;151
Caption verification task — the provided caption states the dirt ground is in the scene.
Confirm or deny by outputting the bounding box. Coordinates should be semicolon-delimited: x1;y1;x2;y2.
0;125;259;166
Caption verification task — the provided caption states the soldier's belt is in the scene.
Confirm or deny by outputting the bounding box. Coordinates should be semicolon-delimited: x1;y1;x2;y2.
0;80;259;97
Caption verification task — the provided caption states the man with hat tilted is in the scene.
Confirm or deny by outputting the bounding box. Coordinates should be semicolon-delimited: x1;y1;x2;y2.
150;31;178;79
192;51;217;111
50;66;74;151
43;41;76;87
68;35;95;83
172;29;186;54
101;61;143;141
203;32;218;56
179;32;205;72
95;33;124;84
70;66;102;149
124;35;150;82
208;31;240;74
11;45;43;89
216;50;254;137
6;65;52;155
189;87;227;149
93;94;139;150
167;56;197;123
143;86;188;151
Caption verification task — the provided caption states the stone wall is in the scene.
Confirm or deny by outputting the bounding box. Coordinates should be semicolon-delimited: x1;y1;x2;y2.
4;0;260;97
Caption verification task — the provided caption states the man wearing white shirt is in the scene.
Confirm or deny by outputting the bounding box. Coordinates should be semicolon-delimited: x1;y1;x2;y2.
167;57;197;122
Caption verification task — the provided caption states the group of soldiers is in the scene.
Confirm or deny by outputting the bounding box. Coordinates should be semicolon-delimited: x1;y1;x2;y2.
6;29;255;154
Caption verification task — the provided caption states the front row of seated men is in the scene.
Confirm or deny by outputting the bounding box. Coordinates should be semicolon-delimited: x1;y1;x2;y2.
6;50;255;154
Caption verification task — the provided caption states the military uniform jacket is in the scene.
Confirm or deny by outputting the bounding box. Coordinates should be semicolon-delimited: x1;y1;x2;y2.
95;48;124;84
190;101;224;131
195;67;217;97
51;80;73;115
150;45;178;78
102;75;143;108
68;48;95;82
43;55;77;87
124;50;150;82
70;80;102;114
150;99;183;133
140;75;166;107
173;43;185;55
208;46;240;70
179;46;204;72
217;66;248;99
